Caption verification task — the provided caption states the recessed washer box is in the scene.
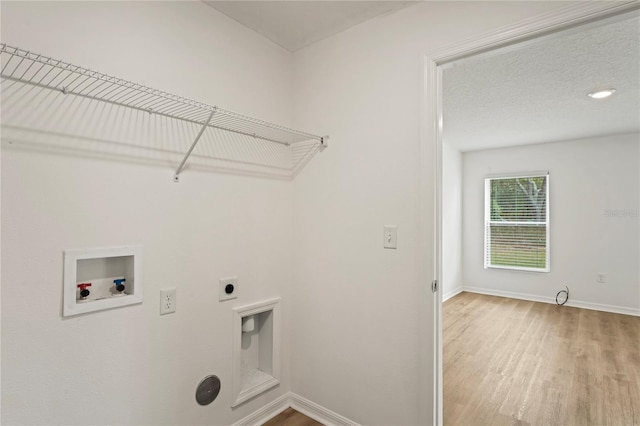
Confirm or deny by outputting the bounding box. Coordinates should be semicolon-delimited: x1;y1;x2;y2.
63;245;143;317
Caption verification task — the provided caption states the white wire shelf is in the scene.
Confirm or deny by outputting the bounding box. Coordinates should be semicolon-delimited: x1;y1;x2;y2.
0;43;327;180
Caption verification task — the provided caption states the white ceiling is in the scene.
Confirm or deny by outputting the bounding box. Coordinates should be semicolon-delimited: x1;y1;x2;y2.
443;16;640;152
203;1;417;52
202;2;638;151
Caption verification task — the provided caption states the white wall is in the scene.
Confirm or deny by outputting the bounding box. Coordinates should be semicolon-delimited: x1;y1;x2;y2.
462;133;640;314
442;144;463;300
1;2;294;425
290;2;575;424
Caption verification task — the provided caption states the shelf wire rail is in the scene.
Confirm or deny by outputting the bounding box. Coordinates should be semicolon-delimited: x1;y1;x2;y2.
0;43;327;180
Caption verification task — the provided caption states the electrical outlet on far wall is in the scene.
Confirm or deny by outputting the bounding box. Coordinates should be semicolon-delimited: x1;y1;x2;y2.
219;277;238;301
597;273;606;284
160;288;176;315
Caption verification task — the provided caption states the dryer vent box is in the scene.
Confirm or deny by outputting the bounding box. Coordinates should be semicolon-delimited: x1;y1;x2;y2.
231;298;281;407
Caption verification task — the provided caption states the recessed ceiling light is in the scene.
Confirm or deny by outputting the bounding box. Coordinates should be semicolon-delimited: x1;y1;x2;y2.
588;88;616;99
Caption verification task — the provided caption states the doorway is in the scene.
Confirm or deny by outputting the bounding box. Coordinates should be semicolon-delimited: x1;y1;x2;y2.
427;2;640;424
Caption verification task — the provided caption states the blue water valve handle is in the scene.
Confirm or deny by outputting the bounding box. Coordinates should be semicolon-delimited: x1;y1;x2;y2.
113;278;126;292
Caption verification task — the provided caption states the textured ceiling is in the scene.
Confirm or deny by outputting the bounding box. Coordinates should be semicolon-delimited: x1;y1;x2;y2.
203;1;417;52
443;16;640;152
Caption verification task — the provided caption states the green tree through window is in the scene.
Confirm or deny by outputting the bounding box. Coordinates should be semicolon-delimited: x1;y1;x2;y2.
485;174;549;272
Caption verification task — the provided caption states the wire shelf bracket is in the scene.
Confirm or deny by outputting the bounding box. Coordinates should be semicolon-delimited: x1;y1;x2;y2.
0;43;328;181
174;109;216;182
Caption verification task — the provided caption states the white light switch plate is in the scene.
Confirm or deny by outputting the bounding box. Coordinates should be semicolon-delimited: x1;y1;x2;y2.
384;225;397;249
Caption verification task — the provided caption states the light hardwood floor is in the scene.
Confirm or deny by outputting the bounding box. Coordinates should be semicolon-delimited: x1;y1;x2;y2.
444;292;640;425
263;408;324;426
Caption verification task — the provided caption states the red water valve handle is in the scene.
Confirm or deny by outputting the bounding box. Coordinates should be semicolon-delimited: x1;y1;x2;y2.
77;283;92;290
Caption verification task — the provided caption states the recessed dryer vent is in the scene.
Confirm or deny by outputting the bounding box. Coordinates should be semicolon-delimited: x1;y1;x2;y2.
63;246;143;317
231;298;281;407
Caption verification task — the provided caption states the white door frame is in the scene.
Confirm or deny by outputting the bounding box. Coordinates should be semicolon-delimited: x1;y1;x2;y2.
422;2;640;424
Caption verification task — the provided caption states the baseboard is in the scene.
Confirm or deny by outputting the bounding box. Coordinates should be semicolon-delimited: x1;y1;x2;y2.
463;286;640;317
289;393;360;426
566;299;640;317
231;392;360;426
443;287;463;302
231;393;289;426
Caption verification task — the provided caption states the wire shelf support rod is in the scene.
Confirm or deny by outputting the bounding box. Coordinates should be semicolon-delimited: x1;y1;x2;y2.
174;109;217;182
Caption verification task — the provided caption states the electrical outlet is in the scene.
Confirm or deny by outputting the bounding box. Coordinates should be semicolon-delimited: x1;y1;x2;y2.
219;277;238;301
160;288;176;314
597;273;605;284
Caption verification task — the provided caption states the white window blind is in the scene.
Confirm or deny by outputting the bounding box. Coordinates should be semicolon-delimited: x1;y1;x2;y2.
484;174;550;272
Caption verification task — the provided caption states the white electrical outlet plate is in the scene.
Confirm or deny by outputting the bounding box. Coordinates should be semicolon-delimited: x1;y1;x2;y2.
219;277;238;301
384;225;397;249
160;288;176;315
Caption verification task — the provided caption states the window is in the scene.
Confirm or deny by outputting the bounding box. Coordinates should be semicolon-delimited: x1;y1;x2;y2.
484;174;549;272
